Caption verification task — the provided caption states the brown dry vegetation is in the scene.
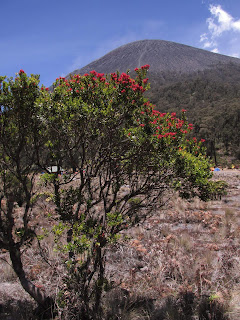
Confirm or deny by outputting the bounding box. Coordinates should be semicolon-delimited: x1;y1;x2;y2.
0;170;239;319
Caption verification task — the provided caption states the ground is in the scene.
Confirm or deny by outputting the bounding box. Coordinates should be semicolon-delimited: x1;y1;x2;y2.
0;169;239;319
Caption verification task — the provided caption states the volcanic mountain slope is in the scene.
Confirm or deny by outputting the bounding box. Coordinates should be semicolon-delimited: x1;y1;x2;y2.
67;40;240;163
69;39;240;76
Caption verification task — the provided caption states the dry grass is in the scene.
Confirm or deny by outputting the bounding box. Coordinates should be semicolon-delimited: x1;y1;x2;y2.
105;170;240;319
0;169;239;319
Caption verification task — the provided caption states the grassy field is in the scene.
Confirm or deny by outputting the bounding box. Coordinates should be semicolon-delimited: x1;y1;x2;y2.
0;170;239;319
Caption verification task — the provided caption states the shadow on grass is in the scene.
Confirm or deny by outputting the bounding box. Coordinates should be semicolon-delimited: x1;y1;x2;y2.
0;298;36;320
0;290;230;319
105;289;230;320
0;297;55;320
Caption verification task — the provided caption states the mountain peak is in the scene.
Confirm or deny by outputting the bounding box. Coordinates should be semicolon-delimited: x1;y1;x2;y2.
69;39;240;76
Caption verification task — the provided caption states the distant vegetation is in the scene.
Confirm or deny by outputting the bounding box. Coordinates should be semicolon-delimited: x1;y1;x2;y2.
147;63;240;165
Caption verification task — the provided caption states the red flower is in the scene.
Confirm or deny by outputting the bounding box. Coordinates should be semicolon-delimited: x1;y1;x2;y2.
141;64;150;70
134;67;139;71
201;139;205;142
19;69;25;74
181;109;187;112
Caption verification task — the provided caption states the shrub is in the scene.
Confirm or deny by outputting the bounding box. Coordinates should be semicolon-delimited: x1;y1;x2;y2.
0;67;223;318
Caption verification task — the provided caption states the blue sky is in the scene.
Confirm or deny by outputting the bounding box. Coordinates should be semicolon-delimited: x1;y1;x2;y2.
1;0;240;86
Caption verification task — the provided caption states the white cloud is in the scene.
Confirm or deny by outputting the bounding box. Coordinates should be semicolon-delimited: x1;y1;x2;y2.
200;33;208;42
211;48;219;53
200;5;240;57
200;32;216;49
208;5;240;36
203;41;213;48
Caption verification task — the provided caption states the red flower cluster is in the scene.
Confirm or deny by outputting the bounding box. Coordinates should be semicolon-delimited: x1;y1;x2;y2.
109;70;148;93
188;123;193;130
134;65;150;72
51;66;206;154
41;87;49;91
19;69;25;74
141;64;150;70
56;65;149;99
135;100;197;147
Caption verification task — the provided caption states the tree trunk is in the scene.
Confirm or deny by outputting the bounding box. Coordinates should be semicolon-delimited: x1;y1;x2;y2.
6;199;51;308
9;244;50;307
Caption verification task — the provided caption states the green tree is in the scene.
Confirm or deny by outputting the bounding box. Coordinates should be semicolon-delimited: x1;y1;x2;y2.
0;70;52;310
36;67;217;318
0;67;221;319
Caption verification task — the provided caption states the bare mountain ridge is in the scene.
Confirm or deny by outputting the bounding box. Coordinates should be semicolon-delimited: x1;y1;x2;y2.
69;39;240;76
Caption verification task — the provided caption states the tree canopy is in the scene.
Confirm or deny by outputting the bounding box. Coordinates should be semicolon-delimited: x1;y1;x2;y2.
0;67;223;318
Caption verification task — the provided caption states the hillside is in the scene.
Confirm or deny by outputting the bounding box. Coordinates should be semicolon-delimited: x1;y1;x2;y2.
69;39;240;76
147;63;240;163
66;40;240;164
